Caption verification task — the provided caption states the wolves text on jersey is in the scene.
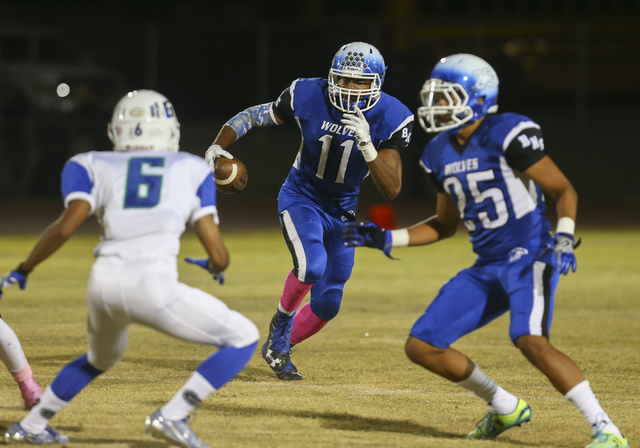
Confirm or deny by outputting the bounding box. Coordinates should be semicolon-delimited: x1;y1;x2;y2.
320;120;357;138
444;158;479;176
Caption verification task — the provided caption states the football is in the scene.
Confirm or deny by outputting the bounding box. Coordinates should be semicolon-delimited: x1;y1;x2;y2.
214;156;248;194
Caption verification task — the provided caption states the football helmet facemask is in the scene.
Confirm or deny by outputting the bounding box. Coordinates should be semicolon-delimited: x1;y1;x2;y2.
108;89;180;152
328;42;386;113
418;53;499;133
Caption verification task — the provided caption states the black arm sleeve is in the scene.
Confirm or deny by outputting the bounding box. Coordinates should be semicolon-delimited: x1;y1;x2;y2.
380;120;414;151
272;85;295;124
504;126;547;172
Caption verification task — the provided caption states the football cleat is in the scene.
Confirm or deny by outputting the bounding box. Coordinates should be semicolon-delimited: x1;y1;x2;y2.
276;357;302;381
262;310;299;380
586;431;629;448
145;409;210;448
4;423;69;444
18;378;43;409
465;398;532;440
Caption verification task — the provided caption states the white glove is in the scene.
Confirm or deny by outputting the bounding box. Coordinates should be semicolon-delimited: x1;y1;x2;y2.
204;144;233;170
341;107;377;162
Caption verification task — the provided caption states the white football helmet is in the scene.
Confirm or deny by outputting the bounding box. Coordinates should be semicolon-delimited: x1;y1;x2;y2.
418;54;499;133
328;42;387;113
108;89;180;152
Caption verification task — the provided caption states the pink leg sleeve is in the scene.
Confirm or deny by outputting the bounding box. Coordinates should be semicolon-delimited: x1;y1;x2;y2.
9;363;33;383
291;302;329;344
280;270;313;313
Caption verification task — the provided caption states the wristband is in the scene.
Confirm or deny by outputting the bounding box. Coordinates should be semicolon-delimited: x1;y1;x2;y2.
556;217;575;235
390;228;409;247
359;141;378;162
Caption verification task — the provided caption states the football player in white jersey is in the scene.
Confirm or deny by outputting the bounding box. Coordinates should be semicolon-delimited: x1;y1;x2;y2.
0;90;259;447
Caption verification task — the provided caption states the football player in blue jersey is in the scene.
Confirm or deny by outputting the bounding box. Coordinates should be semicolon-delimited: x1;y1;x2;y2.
205;42;414;380
344;54;628;448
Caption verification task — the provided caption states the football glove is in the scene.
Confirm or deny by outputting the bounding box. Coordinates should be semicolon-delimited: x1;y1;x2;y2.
184;258;225;285
204;144;233;171
0;266;29;299
342;221;394;259
340;107;377;162
553;233;582;275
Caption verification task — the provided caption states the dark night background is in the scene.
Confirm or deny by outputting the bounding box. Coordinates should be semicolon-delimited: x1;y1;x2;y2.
1;0;639;227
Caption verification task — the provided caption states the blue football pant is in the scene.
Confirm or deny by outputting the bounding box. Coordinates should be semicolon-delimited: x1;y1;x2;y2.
278;199;354;321
410;251;559;348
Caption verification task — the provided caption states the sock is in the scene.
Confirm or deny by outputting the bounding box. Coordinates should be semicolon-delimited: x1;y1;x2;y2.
162;372;216;420
159;344;256;420
10;363;33;383
456;364;519;415
0;318;28;371
50;354;104;402
279;270;313;314
565;380;622;437
290;302;329;344
20;386;69;433
196;343;257;390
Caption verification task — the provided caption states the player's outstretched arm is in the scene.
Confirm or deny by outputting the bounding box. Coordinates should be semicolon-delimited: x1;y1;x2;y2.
20;200;90;272
343;193;460;257
205;103;284;170
0;200;90;298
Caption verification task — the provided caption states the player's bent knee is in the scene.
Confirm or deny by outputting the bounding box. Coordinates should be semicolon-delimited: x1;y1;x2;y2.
226;314;260;349
405;336;443;364
310;297;341;321
87;352;122;372
302;265;326;284
515;334;552;359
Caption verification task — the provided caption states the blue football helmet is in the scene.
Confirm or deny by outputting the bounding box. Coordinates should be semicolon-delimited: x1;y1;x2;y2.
418;53;499;133
328;42;386;113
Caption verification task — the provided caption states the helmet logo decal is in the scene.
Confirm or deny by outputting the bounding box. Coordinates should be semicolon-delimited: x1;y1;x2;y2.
472;68;498;90
164;101;176;118
130;107;146;117
150;102;160;118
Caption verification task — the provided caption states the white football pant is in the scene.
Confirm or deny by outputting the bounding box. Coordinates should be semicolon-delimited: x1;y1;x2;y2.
85;256;259;371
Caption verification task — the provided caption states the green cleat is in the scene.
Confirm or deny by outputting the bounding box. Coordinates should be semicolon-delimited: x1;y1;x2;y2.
466;398;532;440
586;431;629;448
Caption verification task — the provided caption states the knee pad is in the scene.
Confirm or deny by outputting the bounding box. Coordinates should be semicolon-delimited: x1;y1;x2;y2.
310;291;342;321
225;312;260;349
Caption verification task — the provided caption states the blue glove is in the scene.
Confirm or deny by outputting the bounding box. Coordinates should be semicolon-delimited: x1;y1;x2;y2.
0;268;29;299
553;233;581;275
342;221;395;259
184;258;225;285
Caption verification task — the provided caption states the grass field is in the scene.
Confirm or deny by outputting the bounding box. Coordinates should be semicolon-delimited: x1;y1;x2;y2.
0;228;638;447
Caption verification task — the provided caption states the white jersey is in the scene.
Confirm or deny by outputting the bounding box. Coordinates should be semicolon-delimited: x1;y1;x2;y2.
61;151;217;260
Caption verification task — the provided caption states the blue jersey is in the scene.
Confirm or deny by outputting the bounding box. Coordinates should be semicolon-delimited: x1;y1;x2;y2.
272;77;413;209
421;112;552;258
